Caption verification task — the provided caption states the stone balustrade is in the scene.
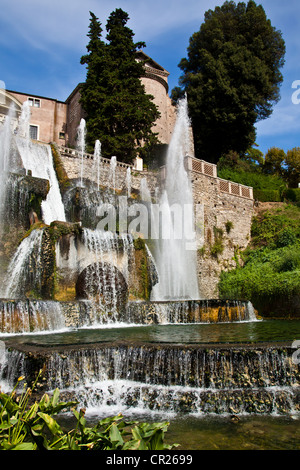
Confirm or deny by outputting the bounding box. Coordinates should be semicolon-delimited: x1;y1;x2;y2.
185;156;253;200
57;145;142;171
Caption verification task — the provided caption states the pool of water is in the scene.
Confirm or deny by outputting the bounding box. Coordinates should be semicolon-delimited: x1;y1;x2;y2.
3;318;300;451
166;414;300;450
58;411;300;451
2;318;300;347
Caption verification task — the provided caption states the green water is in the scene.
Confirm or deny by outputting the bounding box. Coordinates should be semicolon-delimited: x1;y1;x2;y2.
61;412;299;451
2;319;300;346
165;415;300;450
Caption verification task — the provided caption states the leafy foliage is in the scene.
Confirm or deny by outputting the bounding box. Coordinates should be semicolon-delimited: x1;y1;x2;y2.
80;10;160;163
174;0;285;163
218;205;300;315
217;146;288;202
0;375;178;450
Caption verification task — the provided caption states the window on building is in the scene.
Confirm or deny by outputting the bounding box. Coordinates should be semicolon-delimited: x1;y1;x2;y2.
59;132;65;139
28;97;41;108
29;125;38;140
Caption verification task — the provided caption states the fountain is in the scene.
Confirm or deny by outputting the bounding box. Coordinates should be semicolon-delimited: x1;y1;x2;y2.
77;118;86;188
151;98;200;301
0;96;299;447
93;139;101;191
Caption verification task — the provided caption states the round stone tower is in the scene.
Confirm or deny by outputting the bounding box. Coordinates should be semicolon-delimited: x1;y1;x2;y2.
136;51;176;145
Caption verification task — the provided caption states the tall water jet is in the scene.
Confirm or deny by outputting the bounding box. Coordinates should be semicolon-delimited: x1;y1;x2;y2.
151;97;200;301
126;167;131;198
93;139;101;191
77;118;86;188
110;156;117;191
140;177;152;202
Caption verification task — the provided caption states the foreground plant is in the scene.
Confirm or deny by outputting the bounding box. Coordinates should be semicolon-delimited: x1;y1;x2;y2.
0;376;178;450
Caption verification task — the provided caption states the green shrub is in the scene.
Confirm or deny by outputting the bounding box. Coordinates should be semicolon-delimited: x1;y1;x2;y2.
282;188;300;202
211;226;224;258
275;248;300;272
218;205;300;316
225;221;234;233
253;189;281;202
218;168;286;191
276;228;297;247
0;375;178;451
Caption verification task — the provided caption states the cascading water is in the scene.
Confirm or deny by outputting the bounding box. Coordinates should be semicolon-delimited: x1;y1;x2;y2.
79;228;135;323
0;103;19;235
0;300;66;334
2;90;296;438
151;97;200;301
1;228;44;299
16;102;66;225
4;344;297;417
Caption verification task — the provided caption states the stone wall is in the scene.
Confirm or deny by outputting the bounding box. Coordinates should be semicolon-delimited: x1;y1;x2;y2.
140;71;176;145
65;85;86;148
56;145;159;195
188;159;254;298
8;90;67;145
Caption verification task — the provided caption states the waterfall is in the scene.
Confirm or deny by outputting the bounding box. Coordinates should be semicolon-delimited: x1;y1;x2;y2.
77;118;86;188
15;102;66;224
1;228;44;298
80;228;134;323
16;139;66;224
0;300;66;334
33;344;299;416
126;299;258;324
0;104;17;230
151;97;200;301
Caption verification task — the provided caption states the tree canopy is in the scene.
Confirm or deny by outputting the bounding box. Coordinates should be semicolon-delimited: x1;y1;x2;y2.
172;0;286;164
80;9;160;163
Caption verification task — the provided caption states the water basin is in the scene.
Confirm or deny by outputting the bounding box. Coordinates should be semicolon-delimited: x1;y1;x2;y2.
1;318;299;347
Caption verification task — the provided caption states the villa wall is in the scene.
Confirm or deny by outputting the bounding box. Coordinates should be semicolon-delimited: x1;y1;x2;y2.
8;90;67;145
187;158;254;298
56;145;159;195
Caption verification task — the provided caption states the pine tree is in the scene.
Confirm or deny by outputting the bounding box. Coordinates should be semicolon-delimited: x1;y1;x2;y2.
80;9;160;163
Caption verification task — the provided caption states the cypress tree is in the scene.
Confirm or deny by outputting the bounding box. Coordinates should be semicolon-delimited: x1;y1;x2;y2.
80;9;160;163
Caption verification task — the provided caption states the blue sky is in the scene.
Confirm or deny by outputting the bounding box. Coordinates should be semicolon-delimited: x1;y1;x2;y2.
1;0;300;156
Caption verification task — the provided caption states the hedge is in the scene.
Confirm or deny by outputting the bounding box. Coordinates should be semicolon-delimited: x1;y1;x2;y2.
282;188;300;202
253;189;281;202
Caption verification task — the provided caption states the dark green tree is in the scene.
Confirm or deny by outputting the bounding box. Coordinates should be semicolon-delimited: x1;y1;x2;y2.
173;0;285;164
263;147;286;176
80;9;160;163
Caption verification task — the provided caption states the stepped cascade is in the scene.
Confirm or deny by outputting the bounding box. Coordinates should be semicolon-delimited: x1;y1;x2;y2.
0;96;299;426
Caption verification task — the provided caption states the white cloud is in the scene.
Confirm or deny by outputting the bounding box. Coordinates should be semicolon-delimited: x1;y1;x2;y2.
0;0;222;52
